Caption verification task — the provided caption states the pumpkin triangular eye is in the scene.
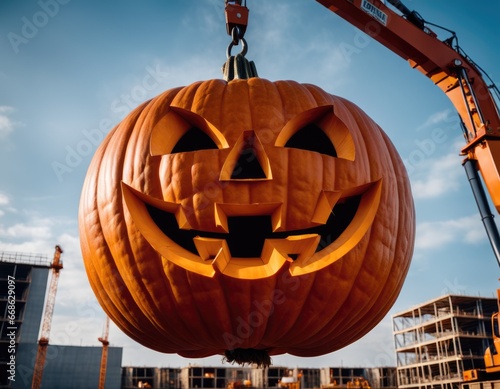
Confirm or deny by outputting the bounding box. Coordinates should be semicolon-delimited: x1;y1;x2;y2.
171;127;218;154
150;107;228;156
275;105;355;161
284;123;337;157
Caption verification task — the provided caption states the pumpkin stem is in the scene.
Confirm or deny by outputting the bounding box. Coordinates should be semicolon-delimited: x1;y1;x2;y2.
223;348;271;368
222;54;258;81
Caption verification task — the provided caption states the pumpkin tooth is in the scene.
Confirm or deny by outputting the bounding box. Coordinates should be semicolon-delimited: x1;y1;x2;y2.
214;202;282;232
265;235;320;266
122;182;193;230
193;235;321;279
174;207;191;230
193;237;226;261
312;190;342;225
290;179;383;276
213;241;288;279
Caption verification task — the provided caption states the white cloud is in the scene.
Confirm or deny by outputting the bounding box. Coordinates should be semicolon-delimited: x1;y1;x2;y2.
0;208;74;255
416;214;484;250
187;0;225;34
416;109;455;131
0;218;53;241
0;193;16;220
0;193;9;206
410;152;462;199
0;106;16;138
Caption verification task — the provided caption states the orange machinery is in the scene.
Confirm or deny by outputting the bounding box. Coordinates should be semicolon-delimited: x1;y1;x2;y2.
313;0;500;379
314;0;500;265
98;316;110;389
31;246;63;389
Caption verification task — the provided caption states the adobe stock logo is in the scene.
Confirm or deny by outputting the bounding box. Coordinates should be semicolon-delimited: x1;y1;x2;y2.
51;63;169;182
7;0;71;54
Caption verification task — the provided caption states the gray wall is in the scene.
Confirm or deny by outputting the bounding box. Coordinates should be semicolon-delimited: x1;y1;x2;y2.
19;266;49;343
13;344;122;389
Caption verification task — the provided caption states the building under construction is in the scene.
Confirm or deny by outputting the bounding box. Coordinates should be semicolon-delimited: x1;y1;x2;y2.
121;365;397;389
4;247;499;389
1;247;400;389
393;294;498;389
0;249;122;389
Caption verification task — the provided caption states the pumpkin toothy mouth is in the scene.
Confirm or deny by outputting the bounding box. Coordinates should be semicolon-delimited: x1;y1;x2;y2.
145;199;360;258
122;180;382;279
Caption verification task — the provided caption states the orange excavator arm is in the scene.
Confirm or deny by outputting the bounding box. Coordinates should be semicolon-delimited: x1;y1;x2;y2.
316;0;500;264
316;0;500;145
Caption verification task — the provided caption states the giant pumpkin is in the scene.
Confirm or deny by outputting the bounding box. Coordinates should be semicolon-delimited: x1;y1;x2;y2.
79;76;415;365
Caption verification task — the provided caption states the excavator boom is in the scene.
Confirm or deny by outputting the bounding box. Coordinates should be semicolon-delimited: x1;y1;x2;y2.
315;0;500;137
316;0;500;211
312;0;500;378
315;0;500;267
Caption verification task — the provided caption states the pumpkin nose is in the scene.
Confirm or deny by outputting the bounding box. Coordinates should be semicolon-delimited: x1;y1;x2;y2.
220;131;272;181
231;146;265;179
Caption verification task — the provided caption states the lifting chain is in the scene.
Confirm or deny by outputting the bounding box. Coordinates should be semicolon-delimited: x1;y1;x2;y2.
226;27;248;58
222;0;257;81
225;0;249;58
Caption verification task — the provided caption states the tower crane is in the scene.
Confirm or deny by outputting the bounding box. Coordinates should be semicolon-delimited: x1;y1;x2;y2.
31;245;63;389
98;316;110;389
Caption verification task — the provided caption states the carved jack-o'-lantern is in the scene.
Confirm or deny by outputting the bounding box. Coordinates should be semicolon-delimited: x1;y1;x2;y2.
79;77;414;365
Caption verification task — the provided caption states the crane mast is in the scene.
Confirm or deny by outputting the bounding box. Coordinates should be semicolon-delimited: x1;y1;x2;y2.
31;245;63;389
98;316;110;389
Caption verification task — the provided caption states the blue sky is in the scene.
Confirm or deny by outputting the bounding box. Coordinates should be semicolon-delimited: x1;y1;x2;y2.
0;0;499;369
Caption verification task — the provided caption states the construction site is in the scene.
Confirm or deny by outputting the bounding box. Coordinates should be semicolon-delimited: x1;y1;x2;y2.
1;247;499;389
1;0;499;389
0;248;122;388
0;246;398;389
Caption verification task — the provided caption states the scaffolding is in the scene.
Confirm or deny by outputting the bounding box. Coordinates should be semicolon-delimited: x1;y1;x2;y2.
393;294;498;389
0;250;51;268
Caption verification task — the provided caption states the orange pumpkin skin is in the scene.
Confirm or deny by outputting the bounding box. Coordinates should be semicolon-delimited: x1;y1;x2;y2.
79;78;415;359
